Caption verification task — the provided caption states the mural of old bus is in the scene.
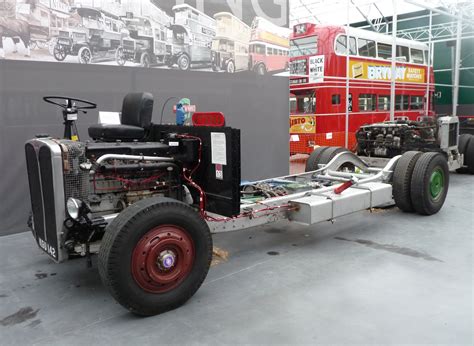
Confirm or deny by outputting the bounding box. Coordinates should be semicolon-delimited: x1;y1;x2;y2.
119;13;172;68
0;0;290;75
52;6;134;64
168;3;216;71
249;16;290;75
211;12;251;73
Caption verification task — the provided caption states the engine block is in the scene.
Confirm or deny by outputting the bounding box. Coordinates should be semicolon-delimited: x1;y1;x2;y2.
356;118;439;158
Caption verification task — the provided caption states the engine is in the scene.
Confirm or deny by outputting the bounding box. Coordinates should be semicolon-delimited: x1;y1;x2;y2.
63;141;183;216
356;118;439;158
25;136;197;261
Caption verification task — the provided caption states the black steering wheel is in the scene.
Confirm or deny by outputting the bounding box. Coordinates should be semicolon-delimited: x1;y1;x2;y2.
43;96;97;111
43;96;97;140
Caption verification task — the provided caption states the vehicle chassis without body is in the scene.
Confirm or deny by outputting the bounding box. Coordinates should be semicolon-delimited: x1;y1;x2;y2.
91;152;398;236
25;94;449;316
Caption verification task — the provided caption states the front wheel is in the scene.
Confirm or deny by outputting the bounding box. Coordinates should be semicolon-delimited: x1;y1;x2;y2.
140;52;150;68
177;54;190;71
53;44;67;61
98;197;212;316
226;60;235;73
256;63;266;75
78;46;92;64
115;47;126;66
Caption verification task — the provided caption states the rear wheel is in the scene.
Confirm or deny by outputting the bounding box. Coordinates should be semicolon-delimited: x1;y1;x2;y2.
98;197;212;316
464;136;474;174
305;146;329;172
393;151;422;212
458;134;472;155
410;152;449;215
456;134;472;173
78;46;92;64
318;147;348;165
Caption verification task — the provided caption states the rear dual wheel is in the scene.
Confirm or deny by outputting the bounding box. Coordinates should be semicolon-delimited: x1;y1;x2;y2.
98;197;212;316
457;134;474;174
393;152;449;215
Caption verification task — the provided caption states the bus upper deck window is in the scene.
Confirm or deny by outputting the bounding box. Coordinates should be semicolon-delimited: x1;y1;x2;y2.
377;43;392;59
335;35;347;55
396;45;409;62
335;35;357;55
358;38;376;58
290;36;318;57
349;37;357;54
411;48;424;64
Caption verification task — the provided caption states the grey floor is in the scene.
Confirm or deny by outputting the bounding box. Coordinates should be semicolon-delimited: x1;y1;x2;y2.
1;174;473;345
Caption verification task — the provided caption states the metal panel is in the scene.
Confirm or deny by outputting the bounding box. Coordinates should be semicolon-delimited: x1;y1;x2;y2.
351;182;394;207
39;146;59;260
25;142;45;241
25;138;67;262
288;195;332;225
319;188;371;219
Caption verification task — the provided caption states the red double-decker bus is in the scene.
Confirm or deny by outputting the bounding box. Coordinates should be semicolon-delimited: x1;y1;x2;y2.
289;23;434;154
249;17;291;75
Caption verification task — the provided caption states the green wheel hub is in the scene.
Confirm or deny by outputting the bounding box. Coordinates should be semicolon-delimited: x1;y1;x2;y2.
429;168;444;199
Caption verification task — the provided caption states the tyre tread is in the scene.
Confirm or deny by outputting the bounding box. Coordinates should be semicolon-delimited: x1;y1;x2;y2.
393;151;422;212
98;197;212;316
411;152;449;215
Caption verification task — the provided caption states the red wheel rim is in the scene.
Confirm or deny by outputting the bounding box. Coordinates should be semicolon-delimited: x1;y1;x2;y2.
131;225;195;293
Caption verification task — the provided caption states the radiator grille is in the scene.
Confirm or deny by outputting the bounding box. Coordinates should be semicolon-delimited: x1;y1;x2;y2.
449;123;458;148
25;140;61;261
61;140;89;201
25;143;45;241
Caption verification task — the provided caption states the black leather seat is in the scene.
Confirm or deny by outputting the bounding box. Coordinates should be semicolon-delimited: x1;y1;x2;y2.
88;92;154;141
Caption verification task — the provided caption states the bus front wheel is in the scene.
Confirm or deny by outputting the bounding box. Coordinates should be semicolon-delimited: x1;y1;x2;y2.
226;60;235;73
178;54;190;71
256;63;266;76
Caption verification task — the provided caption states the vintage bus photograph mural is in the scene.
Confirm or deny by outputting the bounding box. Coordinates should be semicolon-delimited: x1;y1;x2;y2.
0;0;290;75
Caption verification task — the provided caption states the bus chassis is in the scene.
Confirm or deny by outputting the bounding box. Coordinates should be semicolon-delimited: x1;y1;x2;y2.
25;94;448;317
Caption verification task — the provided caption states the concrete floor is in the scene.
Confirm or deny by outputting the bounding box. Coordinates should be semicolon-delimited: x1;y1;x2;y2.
0;174;473;345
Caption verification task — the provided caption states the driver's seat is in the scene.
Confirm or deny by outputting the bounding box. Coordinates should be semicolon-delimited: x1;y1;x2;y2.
88;93;154;142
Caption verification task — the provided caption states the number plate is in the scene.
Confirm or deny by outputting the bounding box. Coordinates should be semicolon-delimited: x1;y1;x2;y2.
58;39;70;45
37;237;58;260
